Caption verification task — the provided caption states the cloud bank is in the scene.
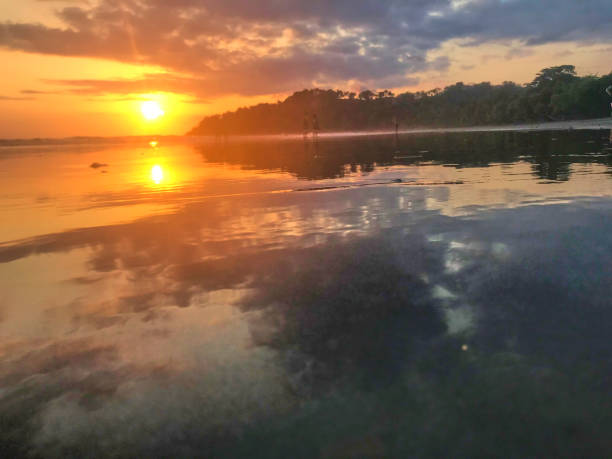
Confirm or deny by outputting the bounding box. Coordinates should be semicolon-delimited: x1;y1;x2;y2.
1;0;612;98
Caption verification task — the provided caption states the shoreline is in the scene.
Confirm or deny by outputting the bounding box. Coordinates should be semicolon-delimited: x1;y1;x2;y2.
2;117;612;147
229;117;612;141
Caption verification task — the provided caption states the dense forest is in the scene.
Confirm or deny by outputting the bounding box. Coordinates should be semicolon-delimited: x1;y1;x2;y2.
188;65;612;136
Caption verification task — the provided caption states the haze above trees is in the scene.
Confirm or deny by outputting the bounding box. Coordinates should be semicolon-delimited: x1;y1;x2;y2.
188;66;612;135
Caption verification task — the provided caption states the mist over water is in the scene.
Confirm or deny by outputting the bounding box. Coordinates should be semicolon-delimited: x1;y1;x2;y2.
1;130;612;457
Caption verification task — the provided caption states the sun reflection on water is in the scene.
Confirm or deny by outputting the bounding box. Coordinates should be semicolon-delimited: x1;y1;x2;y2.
151;164;164;184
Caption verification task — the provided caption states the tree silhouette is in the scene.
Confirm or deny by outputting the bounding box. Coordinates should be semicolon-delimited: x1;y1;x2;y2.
188;66;612;135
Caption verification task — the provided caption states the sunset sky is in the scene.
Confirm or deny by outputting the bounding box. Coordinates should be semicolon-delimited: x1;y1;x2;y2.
1;0;612;138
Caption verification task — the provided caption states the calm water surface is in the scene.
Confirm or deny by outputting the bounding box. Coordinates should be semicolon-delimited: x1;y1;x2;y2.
1;131;612;457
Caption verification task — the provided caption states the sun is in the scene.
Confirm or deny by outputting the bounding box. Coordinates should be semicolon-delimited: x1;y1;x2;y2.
141;100;165;120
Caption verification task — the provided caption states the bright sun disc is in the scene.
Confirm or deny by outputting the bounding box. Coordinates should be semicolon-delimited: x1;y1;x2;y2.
141;101;164;120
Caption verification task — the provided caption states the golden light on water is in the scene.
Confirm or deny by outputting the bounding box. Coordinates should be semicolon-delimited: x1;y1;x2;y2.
151;164;164;184
141;101;165;120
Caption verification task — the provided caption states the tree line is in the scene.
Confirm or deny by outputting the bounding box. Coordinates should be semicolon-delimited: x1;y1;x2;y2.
187;65;612;135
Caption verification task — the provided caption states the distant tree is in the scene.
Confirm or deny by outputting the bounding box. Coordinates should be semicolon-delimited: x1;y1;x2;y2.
186;65;612;135
376;90;394;99
358;90;375;101
528;65;577;88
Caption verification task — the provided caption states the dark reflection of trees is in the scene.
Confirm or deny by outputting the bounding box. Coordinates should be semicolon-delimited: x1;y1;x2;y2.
531;155;571;181
198;137;399;180
238;233;447;391
196;130;612;181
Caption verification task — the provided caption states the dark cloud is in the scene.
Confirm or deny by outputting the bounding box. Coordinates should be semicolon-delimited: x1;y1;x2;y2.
2;1;609;97
41;50;427;98
505;47;534;60
0;95;34;100
20;89;60;94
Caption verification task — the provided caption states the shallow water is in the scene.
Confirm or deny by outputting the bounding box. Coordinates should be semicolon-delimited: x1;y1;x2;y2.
1;130;612;457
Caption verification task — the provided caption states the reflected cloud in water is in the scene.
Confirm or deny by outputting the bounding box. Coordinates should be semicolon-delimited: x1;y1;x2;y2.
1;131;612;456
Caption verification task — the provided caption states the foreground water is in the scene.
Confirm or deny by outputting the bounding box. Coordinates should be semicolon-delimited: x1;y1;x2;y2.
1;130;612;457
